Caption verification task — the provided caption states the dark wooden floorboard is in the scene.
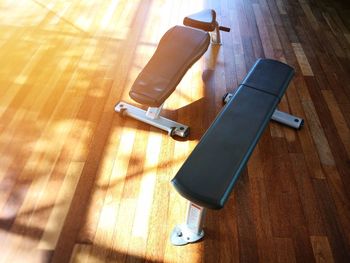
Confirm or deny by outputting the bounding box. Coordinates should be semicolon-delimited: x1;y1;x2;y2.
0;0;349;262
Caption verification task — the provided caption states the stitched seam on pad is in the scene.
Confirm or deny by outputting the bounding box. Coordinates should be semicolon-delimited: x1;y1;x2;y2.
240;84;280;99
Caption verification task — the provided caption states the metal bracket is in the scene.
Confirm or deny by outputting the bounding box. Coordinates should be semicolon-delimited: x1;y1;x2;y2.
271;109;304;130
115;101;190;138
222;92;233;104
146;104;163;119
223;92;304;130
210;23;230;45
211;22;221;45
171;202;206;246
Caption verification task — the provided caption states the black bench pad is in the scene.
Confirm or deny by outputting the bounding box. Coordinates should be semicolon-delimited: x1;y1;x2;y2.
129;26;210;107
171;59;294;209
241;59;294;100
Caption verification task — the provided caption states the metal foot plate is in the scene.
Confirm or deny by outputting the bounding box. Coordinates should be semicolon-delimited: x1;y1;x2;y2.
170;224;204;246
271;109;304;130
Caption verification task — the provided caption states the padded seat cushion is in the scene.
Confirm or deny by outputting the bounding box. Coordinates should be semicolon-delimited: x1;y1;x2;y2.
241;59;294;100
171;59;294;209
129;26;210;107
171;86;280;209
183;9;217;32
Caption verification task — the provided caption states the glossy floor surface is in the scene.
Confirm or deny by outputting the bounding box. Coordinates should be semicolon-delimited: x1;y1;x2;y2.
0;0;349;262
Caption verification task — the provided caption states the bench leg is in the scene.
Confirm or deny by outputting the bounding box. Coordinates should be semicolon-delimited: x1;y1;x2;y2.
211;22;221;45
223;93;304;129
211;23;230;45
115;101;190;137
171;202;206;246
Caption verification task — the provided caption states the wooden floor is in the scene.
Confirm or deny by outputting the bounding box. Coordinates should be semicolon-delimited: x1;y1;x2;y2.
0;0;349;262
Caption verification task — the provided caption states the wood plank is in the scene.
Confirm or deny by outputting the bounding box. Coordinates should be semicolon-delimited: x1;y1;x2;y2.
310;236;335;263
248;146;275;262
38;162;84;249
235;169;259;263
305;76;350;188
289;153;326;236
291;43;314;76
321;90;350;158
312;179;350;262
1;0;350;262
264;137;316;262
273;237;297;263
301;100;334;165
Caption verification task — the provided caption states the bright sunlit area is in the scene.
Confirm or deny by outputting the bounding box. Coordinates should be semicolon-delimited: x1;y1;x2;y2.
1;0;350;262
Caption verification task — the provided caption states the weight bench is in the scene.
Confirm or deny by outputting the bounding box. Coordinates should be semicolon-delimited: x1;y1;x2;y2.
170;59;303;245
115;10;231;138
115;25;210;137
115;10;301;137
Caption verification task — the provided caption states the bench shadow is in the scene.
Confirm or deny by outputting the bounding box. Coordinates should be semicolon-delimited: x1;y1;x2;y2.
115;96;215;142
117;66;224;142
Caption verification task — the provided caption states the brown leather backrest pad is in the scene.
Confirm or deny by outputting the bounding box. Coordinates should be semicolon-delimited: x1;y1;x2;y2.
183;9;217;32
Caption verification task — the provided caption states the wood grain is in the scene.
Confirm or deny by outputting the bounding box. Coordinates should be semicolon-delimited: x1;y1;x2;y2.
310;236;335;263
0;0;349;262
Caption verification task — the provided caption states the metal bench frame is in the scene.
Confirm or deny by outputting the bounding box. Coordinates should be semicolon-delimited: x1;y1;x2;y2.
115;102;189;137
